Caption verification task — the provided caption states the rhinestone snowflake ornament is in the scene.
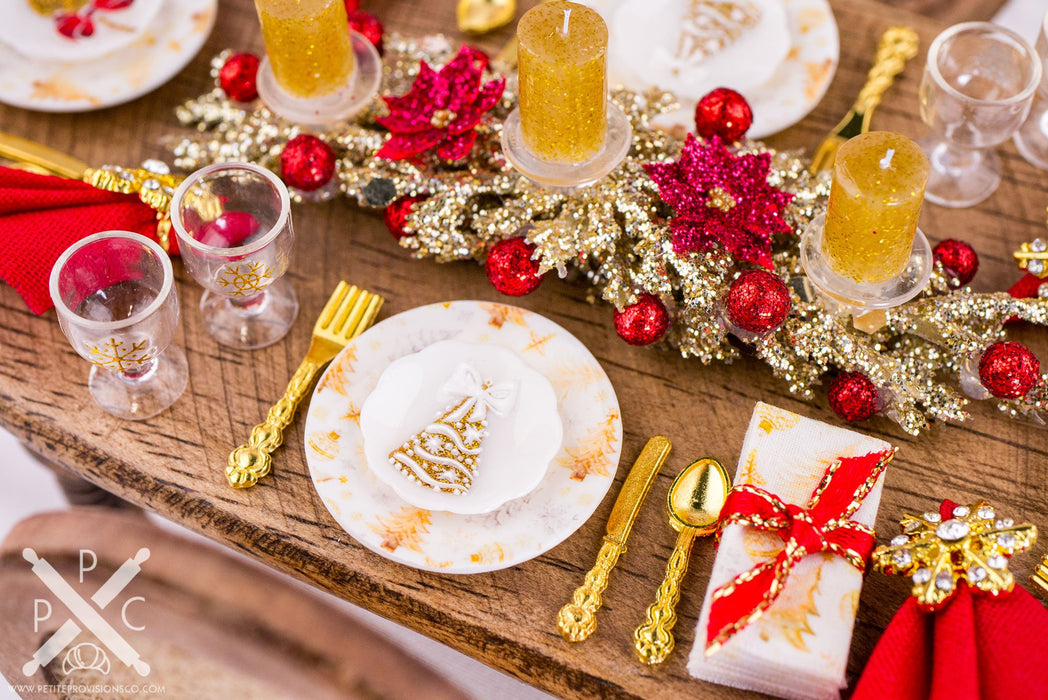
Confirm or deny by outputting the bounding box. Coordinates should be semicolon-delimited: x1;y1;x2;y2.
872;501;1037;610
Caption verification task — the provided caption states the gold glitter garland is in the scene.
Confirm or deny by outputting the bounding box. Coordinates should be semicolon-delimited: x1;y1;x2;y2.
170;36;1048;436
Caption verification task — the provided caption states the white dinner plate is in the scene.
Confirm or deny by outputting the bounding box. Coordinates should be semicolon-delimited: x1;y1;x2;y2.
584;0;839;139
0;1;162;63
304;300;624;574
0;0;217;113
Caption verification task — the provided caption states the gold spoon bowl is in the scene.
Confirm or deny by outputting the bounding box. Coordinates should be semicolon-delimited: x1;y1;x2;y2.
634;458;731;665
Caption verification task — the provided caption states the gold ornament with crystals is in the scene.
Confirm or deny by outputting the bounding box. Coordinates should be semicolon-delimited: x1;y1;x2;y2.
170;37;1048;436
871;501;1036;610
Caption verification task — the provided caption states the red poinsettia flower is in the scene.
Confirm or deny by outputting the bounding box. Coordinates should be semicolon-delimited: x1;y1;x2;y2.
644;135;793;269
376;45;505;162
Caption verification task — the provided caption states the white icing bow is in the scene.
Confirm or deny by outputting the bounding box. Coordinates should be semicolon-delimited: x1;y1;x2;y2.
443;363;517;420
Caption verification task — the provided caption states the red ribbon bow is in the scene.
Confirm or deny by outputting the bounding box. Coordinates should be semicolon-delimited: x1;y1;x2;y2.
706;448;894;653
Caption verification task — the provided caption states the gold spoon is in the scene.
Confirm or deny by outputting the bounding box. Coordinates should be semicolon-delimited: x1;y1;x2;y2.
634;457;730;665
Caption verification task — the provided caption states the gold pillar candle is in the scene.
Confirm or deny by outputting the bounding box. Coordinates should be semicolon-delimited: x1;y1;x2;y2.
254;0;355;99
517;1;608;163
821;132;930;284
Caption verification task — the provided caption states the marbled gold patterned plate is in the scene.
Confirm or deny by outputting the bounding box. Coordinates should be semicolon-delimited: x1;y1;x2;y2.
584;0;839;139
304;300;623;574
0;0;216;113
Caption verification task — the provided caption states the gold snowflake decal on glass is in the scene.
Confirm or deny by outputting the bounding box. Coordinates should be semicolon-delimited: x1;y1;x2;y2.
872;500;1037;610
85;338;155;371
217;261;273;297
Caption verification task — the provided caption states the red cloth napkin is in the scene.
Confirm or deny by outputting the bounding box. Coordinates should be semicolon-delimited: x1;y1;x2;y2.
0;166;160;314
853;498;1048;699
853;585;1048;700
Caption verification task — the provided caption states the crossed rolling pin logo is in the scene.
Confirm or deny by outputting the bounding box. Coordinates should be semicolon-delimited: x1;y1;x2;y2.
22;547;151;678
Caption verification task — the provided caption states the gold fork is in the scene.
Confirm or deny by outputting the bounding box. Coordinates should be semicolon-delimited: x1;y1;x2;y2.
226;282;384;489
808;26;920;174
1030;555;1048;597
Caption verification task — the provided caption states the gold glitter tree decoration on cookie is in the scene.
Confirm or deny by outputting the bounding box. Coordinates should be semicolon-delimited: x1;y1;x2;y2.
872;500;1036;610
169;37;1048;436
389;364;516;494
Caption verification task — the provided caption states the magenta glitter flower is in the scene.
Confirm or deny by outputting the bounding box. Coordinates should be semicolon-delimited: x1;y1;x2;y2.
644;135;793;269
376;45;505;161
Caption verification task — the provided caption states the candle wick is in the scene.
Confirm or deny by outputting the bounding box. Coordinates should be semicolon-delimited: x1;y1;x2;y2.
561;8;571;35
879;148;895;170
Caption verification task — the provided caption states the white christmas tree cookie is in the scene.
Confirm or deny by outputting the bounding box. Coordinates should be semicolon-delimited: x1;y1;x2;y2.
595;0;790;99
388;364;517;495
360;340;562;515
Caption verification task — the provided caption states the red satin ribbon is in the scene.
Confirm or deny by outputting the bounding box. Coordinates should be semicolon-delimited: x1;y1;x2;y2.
706;448;894;652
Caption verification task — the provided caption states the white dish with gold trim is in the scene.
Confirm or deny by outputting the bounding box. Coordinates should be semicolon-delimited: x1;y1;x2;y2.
0;1;162;63
583;0;839;138
0;0;216;112
304;301;623;574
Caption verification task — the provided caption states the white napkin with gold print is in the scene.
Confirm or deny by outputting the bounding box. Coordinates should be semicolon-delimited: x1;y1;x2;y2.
687;402;893;700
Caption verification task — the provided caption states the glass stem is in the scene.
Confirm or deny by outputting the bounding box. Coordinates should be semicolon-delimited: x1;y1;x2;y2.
119;357;158;384
230;290;268;315
930;140;983;178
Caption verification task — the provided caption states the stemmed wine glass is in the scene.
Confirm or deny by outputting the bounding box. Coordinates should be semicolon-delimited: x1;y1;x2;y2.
1013;10;1048;170
919;22;1041;207
171;162;298;349
49;231;188;420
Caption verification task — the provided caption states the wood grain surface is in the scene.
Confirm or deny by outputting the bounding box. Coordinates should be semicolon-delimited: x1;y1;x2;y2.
2;0;1046;698
0;509;468;699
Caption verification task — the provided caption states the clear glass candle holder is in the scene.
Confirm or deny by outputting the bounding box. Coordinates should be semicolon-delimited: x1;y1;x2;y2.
501;0;631;192
171;162;299;350
800;213;933;313
253;0;381;127
919;22;1041;207
49;231;188;420
1013;11;1048;170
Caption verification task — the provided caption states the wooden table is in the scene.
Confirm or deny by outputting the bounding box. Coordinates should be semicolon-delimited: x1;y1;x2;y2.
1;0;1042;697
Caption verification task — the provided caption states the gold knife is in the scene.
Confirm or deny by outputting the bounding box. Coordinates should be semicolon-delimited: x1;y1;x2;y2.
556;435;672;642
0;130;89;179
0;130;183;250
807;26;919;174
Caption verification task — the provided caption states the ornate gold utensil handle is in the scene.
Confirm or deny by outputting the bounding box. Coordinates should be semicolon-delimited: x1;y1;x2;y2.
226;358;323;489
853;27;920;128
634;527;697;665
556;536;623;642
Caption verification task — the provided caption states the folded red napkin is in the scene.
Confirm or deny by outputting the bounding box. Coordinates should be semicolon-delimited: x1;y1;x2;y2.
0;165;160;314
854;584;1048;699
853;498;1048;700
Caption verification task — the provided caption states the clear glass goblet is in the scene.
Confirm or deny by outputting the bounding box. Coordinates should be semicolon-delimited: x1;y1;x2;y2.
1013;11;1048;170
918;22;1041;207
171;162;299;349
49;231;188;420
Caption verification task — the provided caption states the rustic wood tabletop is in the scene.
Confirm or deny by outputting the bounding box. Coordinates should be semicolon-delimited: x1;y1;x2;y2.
1;0;1042;698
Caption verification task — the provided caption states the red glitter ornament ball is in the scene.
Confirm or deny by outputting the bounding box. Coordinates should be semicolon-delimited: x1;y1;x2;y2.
724;269;791;334
219;53;260;102
343;0;359;12
280;135;337;192
828;372;880;422
383;195;427;239
485;238;543;296
347;10;384;55
933;239;979;285
614;294;670;346
694;88;753;143
979;341;1040;398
